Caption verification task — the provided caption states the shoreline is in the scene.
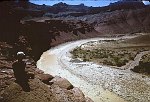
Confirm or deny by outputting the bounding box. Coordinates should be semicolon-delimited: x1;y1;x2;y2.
37;36;139;102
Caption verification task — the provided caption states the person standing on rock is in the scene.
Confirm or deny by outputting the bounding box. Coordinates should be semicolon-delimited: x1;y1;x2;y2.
12;51;30;92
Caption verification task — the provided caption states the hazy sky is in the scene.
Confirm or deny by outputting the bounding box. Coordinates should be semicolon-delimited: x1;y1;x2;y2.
30;0;150;7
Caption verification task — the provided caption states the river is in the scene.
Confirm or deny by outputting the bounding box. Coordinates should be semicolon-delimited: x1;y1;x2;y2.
37;36;150;102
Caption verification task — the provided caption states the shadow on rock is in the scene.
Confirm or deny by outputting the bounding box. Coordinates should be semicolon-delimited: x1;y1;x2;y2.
15;80;30;92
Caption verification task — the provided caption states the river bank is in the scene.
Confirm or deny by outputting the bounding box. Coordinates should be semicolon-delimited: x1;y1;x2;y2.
37;35;150;102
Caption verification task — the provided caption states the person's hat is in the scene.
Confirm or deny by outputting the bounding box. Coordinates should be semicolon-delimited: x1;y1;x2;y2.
17;52;25;56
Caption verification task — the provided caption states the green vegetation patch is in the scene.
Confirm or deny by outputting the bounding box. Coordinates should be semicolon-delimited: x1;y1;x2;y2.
71;41;150;67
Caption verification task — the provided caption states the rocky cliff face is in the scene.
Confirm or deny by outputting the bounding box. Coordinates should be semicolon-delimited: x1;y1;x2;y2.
0;1;149;60
0;1;99;61
21;19;98;61
31;1;149;34
94;6;150;34
0;1;95;102
62;6;150;34
88;0;145;14
0;51;93;102
0;1;98;102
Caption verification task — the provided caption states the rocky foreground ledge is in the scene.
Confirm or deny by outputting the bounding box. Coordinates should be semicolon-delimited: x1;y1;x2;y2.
0;58;93;102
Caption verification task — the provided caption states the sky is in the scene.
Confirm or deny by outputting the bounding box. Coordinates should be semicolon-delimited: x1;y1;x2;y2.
30;0;119;7
143;1;150;5
30;0;150;7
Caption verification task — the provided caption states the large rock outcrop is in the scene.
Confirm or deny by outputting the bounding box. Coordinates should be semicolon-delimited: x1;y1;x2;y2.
94;6;150;34
0;41;93;102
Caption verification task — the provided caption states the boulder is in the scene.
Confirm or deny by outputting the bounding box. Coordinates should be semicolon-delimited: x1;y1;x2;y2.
38;74;54;85
50;76;73;90
69;87;85;102
50;85;88;102
27;72;35;79
35;68;44;74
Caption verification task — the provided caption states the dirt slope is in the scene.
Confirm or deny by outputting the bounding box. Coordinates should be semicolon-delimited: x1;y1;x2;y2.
94;6;150;34
123;33;150;44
